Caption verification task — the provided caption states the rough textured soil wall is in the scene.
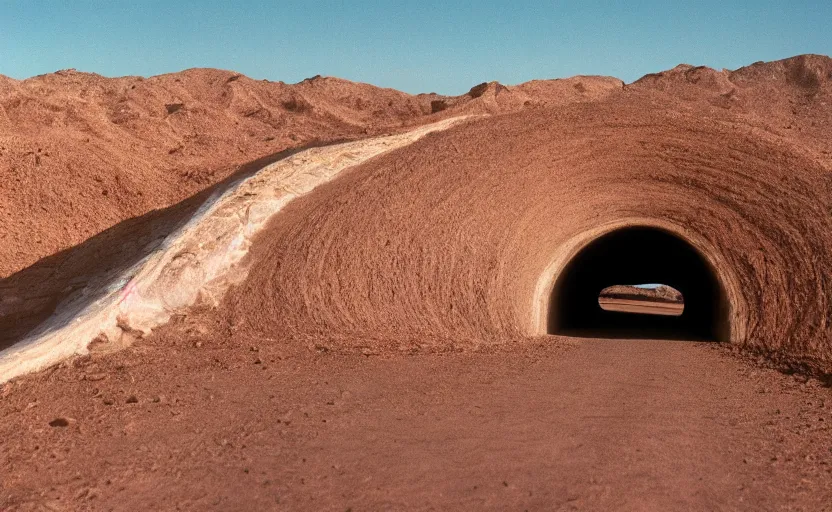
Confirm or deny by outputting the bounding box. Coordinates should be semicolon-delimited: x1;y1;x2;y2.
0;118;468;383
1;55;831;376
218;56;832;370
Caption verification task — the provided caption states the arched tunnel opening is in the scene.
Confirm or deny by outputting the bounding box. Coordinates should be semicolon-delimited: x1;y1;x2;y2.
547;227;730;341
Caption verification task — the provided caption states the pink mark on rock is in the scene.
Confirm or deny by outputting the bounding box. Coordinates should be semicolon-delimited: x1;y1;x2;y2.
118;279;139;307
229;233;245;252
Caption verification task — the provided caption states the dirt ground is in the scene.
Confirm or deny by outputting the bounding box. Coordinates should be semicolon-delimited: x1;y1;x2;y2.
597;298;684;316
1;334;830;511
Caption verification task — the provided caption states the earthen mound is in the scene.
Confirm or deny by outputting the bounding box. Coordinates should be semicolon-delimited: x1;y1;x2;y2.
212;55;831;370
1;55;831;379
0;69;621;278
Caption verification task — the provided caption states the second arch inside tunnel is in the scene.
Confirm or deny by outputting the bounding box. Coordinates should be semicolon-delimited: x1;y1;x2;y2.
547;226;730;341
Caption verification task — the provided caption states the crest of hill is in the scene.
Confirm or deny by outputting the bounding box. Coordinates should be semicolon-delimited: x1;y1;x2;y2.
1;55;829;278
0;68;621;276
630;54;832;100
627;55;832;161
425;76;624;114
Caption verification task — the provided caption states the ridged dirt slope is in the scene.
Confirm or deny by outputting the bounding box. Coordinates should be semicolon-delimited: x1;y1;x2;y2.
0;68;620;277
208;55;832;371
0;118;468;383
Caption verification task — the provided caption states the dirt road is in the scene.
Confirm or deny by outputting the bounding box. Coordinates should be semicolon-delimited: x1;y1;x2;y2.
597;298;684;316
2;336;830;511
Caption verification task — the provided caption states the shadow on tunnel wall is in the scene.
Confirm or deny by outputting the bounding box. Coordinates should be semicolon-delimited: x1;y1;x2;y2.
548;227;730;341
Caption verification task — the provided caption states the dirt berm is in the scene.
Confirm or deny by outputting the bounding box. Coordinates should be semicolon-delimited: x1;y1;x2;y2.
1;54;831;376
212;55;832;372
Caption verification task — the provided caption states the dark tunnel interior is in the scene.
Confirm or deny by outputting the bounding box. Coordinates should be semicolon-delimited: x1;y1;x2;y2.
547;227;729;341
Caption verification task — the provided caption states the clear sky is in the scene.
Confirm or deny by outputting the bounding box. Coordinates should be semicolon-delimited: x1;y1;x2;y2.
1;1;829;95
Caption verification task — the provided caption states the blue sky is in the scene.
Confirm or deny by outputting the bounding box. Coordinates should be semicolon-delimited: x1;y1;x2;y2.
1;1;829;94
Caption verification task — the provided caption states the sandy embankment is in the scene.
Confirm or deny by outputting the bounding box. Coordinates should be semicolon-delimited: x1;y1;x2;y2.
1;54;831;380
0;116;470;383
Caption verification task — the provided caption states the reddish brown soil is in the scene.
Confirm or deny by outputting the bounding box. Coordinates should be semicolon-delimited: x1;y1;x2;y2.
2;334;830;510
218;54;832;370
597;298;685;316
0;69;620;277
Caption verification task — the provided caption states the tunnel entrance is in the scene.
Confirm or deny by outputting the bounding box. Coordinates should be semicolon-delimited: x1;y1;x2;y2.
547;227;729;341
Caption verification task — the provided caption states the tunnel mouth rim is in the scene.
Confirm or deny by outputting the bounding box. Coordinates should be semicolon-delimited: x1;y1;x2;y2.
531;218;744;343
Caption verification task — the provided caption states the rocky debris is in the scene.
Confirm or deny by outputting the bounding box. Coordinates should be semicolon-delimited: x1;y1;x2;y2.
48;417;74;427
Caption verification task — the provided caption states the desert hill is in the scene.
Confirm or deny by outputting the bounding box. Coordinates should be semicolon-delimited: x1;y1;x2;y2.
0;68;621;277
0;54;830;375
203;54;830;371
628;55;832;154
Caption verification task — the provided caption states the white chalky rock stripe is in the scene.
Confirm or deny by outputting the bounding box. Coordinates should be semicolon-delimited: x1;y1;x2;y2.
0;116;471;383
